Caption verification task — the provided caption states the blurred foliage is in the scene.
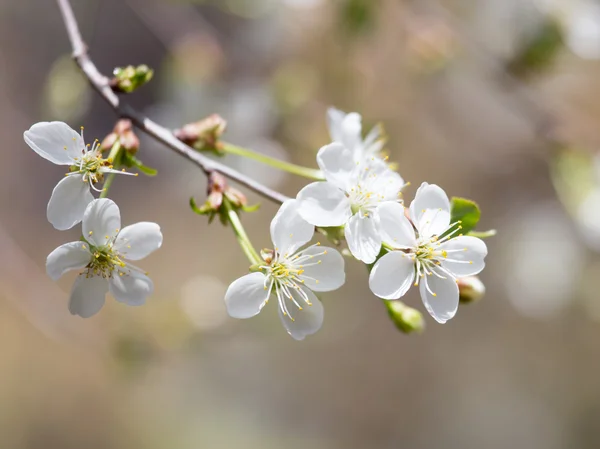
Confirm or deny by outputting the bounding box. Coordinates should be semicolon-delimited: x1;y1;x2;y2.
339;0;380;36
551;147;596;214
42;54;91;121
507;17;564;78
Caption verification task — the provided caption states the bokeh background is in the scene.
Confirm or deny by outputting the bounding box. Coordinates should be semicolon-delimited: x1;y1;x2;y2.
2;0;600;447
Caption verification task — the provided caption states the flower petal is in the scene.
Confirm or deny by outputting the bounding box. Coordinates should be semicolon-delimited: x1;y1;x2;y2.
278;287;323;340
46;241;91;281
47;174;94;230
23;121;83;165
440;236;487;277
82;198;121;247
298;246;345;292
114;222;163;261
109;269;154;306
409;182;451;238
224;272;269;319
327;107;346;143
345;213;381;263
377;202;417;248
369;251;415;299
316;143;356;190
372;167;405;200
339;112;363;154
270;200;314;255
69;275;107;318
297;182;352;227
419;274;459;324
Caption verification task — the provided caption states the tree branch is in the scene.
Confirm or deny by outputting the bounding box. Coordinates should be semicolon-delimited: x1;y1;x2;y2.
56;0;289;205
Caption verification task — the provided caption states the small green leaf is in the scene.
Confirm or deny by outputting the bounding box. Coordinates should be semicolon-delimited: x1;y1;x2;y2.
189;197;205;215
123;153;158;176
450;197;481;234
242;203;261;213
467;229;497;239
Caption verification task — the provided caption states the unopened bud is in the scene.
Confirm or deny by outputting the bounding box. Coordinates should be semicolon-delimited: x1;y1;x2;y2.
224;187;247;208
458;276;486;304
174;114;227;154
385;301;425;334
260;248;274;264
101;119;140;154
110;65;154;93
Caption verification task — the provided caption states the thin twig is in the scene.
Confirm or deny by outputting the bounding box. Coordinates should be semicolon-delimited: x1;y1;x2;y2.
56;0;289;205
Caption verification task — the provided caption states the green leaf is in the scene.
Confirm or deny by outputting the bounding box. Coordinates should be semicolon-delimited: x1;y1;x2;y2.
467;229;497;239
242;203;261;213
450;197;481;234
123;153;158;176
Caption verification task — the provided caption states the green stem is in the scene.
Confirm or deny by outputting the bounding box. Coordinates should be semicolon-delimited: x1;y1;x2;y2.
223;199;262;265
222;142;325;181
100;142;122;199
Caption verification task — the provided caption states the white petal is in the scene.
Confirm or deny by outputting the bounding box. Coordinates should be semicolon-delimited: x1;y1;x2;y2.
297;182;352;227
114;222;163;261
69;275;107;318
369;251;415;299
109;269;154;306
82;198;121;247
298;246;345;292
419;274;459;324
278;287;323;340
327;107;346;142
372;167;405;200
316;143;356;190
47;174;94;230
46;241;91;281
409;182;451;238
224;272;269;319
23;121;83;165
345;213;381;263
440;236;487;277
363;124;381;151
339;112;363;154
270;200;314;255
377;202;417;248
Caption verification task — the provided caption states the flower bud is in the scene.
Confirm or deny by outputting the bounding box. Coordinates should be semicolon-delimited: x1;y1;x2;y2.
458;276;486;304
385;301;425;334
110;65;154;93
174;114;227;154
190;172;255;223
101;119;140;154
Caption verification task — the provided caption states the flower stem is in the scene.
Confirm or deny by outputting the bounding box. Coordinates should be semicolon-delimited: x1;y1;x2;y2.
222;198;262;265
100;142;122;199
221;142;325;181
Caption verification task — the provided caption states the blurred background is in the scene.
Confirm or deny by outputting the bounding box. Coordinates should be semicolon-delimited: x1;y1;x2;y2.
2;0;600;447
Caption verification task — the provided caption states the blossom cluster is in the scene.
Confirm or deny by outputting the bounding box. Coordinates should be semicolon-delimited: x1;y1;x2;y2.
25;108;489;339
225;108;488;338
24;122;162;317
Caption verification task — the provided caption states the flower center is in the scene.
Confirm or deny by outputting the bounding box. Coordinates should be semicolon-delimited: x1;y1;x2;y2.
84;236;126;279
348;185;379;217
258;243;327;321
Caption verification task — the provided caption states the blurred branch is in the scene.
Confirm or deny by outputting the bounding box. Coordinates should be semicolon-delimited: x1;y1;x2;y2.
410;0;559;144
55;0;289;205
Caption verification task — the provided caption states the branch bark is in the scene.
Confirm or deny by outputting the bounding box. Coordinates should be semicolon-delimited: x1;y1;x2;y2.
56;0;289;205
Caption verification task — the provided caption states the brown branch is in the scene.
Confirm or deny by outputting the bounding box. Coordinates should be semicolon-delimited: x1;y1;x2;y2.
56;0;289;205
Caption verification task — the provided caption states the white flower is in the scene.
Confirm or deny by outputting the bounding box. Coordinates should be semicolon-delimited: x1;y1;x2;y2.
24;121;134;230
296;142;405;263
368;183;487;323
224;200;345;340
327;107;385;162
46;198;163;318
